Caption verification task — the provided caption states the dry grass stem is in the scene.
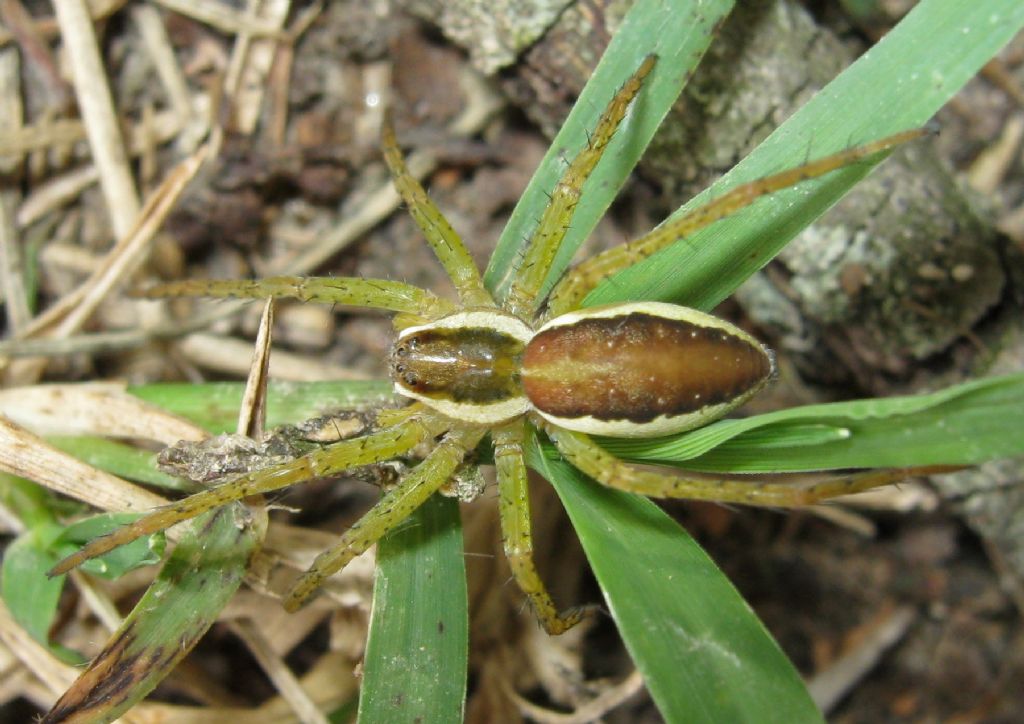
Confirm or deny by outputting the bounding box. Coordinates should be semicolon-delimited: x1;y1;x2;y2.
807;605;916;714
281;70;501;274
132;5;194;131
0;0;127;49
0;48;29;334
122;650;358;724
220;590;329;657
17;165;99;228
229;617;329;724
506;670;646;724
826;480;939;512
968;112;1024;194
43;143;211;340
0;414;167;512
238;298;275;437
154;0;290;39
0;0;71;109
0;102;190;156
0;599;78;696
0;195;28;333
177;332;370;381
4;142;212;385
806;504;878;537
222;0;291;135
52;0;140;236
0;383;207;444
67;570;122;633
0;117;85;156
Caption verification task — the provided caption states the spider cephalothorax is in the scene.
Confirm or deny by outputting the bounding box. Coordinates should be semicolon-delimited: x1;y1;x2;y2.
52;56;925;634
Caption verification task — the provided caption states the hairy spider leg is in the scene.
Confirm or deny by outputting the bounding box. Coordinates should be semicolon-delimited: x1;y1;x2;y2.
49;415;438;577
381;113;495;309
543;421;956;507
283;424;486;610
140;276;454;329
504;55;657;320
545;127;929;318
493;420;597;634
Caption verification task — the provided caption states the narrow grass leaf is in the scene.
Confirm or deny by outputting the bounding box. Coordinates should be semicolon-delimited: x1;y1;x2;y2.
42;505;258;724
130;380;394;433
359;495;468;724
2;523;69;650
485;0;736;301
601;373;1024;471
53;513;165;577
529;441;823;724
46;435;190;490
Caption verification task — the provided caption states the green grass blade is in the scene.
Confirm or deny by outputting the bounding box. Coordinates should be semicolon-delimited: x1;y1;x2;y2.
43;504;258;723
600;373;1024;471
53;513;165;577
130;380;394;433
46;436;189;490
484;0;736;302
584;0;1024;310
2;519;72;658
528;440;823;724
358;495;468;724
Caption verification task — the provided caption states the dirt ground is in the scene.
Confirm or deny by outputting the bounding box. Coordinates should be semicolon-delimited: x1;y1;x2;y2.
1;1;1022;721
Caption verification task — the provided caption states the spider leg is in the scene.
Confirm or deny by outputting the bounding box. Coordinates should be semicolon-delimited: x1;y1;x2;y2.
543;421;952;507
493;421;595;635
48;416;436;577
283;424;486;611
505;55;656;319
140;276;455;326
544;127;929;317
382;113;495;309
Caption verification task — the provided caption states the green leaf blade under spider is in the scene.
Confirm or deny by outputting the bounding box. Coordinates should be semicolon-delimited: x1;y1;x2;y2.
527;439;824;724
484;0;737;303
130;380;394;434
600;372;1024;472
358;495;468;724
46;436;189;491
43;505;258;724
583;0;1024;310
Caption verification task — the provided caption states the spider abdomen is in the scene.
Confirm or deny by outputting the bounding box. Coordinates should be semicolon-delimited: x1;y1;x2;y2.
522;302;774;438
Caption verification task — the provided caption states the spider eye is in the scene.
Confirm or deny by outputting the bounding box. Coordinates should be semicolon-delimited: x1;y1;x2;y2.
394;363;406;373
404;373;419;386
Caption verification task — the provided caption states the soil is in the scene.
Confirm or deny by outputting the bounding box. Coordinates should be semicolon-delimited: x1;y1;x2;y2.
1;1;1021;722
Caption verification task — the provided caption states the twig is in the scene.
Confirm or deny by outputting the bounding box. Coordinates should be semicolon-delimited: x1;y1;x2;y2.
0;47;29;333
807;605;916;714
506;669;646;724
52;0;140;237
154;0;289;38
230;618;330;724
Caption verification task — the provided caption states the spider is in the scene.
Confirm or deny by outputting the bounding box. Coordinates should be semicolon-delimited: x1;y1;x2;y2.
51;56;926;635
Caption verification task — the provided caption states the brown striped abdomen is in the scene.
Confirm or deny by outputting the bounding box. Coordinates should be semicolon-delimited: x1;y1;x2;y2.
521;312;771;426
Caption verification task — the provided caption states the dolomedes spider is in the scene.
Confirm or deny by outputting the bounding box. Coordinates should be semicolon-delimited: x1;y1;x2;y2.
52;56;926;635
